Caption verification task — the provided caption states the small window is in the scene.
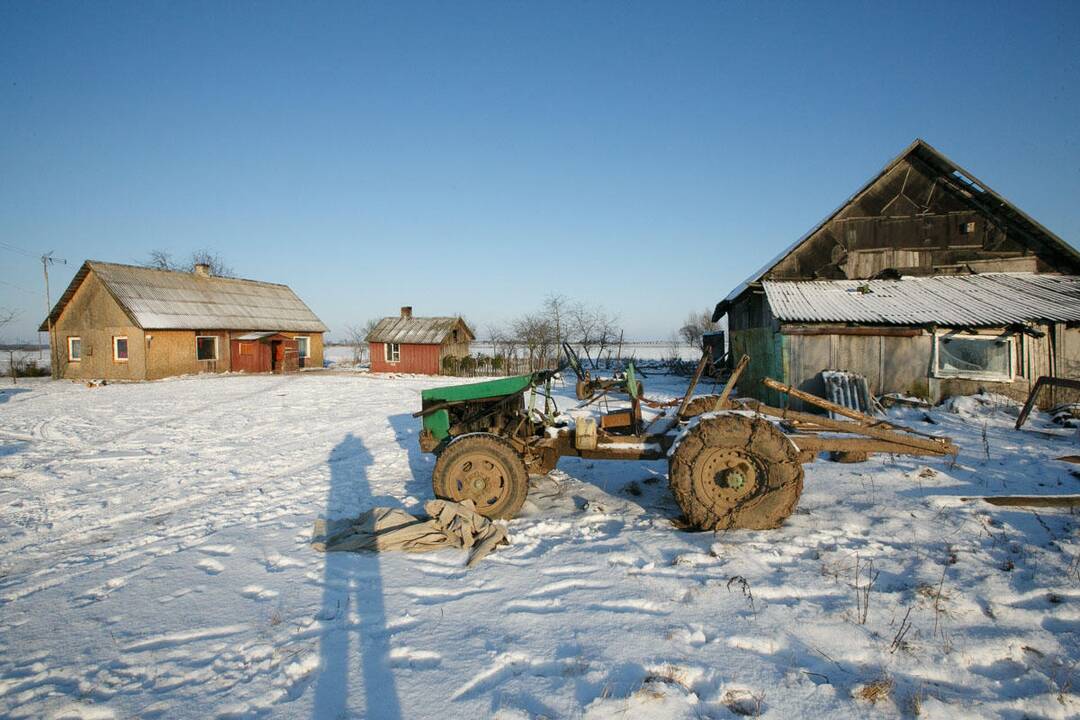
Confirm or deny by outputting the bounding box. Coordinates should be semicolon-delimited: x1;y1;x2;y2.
68;336;81;362
196;336;218;361
385;343;400;362
295;336;310;359
935;333;1013;381
239;342;253;356
113;336;128;362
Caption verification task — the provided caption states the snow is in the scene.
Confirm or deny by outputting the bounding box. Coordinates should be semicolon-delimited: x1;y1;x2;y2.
1;371;1078;718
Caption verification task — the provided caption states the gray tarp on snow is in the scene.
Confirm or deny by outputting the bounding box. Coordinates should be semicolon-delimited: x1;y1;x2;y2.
311;499;507;567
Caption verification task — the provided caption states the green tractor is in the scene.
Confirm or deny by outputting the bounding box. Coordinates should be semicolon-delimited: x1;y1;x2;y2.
414;354;956;531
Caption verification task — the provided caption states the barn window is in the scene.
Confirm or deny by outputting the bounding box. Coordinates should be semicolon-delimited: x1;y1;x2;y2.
295;336;310;359
385;343;400;362
113;336;128;362
68;336;81;362
196;336;218;361
934;333;1013;381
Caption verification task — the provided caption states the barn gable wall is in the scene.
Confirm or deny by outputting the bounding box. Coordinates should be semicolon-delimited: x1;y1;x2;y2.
768;154;1071;282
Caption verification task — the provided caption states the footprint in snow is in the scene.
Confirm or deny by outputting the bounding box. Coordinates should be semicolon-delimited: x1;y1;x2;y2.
240;585;279;601
197;544;235;557
196;558;225;575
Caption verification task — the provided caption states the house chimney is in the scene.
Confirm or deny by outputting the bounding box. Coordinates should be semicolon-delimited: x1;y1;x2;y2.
193;263;211;277
400;306;413;319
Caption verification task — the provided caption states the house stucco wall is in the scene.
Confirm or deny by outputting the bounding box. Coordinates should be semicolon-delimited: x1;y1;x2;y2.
53;271;146;381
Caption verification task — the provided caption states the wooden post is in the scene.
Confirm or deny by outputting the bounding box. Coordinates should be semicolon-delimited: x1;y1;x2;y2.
676;348;712;419
714;354;750;412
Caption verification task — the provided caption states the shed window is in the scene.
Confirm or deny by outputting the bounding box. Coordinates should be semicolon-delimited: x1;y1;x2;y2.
68;336;81;362
113;336;128;362
385;343;400;362
295;336;310;359
196;336;218;361
934;333;1012;381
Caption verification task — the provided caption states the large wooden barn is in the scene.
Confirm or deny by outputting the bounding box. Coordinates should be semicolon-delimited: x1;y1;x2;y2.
41;261;327;381
713;139;1080;407
366;307;473;374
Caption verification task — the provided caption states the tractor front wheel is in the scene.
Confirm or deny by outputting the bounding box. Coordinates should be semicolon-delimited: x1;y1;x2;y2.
668;413;803;531
432;434;529;519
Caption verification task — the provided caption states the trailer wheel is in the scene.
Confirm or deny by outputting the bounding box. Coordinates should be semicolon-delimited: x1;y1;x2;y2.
432;434;529;519
575;380;591;400
668;413;803;531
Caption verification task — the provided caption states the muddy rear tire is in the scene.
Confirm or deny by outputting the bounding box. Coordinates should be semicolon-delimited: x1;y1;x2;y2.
432;434;529;519
668;413;803;531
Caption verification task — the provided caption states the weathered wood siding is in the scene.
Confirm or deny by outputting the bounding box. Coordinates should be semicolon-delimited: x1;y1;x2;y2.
369;342;442;374
765;154;1078;282
731;323;1080;409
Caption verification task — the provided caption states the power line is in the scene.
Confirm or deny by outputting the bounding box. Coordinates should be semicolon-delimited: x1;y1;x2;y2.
0;277;36;294
0;240;38;258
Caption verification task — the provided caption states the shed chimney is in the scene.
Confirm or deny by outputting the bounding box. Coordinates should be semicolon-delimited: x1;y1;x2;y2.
400;306;413;319
193;263;211;277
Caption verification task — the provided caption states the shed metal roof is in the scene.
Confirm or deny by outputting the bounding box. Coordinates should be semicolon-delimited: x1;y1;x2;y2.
365;316;473;345
763;273;1080;326
41;261;328;332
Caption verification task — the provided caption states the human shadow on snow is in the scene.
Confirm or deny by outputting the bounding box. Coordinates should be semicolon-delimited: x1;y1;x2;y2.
387;412;436;505
311;432;403;720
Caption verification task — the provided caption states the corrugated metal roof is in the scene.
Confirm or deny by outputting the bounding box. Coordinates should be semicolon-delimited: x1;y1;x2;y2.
763;273;1080;326
41;261;327;332
365;316;473;345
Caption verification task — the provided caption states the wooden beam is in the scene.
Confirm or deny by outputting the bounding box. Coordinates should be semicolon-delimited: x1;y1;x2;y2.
780;325;923;337
963;495;1080;508
714;354;749;413
675;348;712;419
1015;376;1080;430
747;400;956;456
788;435;951;456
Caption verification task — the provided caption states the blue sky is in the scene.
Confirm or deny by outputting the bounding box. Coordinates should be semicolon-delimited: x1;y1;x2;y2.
1;1;1077;341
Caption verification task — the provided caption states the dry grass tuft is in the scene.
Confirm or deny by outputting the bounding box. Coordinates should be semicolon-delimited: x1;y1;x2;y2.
855;676;895;704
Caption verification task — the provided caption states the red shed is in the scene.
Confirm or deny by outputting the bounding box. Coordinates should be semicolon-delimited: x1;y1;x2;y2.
366;307;474;375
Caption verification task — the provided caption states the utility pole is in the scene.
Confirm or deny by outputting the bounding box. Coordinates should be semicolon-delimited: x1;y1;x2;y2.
41;252;67;380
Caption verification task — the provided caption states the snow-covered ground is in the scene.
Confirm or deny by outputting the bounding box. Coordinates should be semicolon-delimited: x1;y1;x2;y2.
0;372;1077;718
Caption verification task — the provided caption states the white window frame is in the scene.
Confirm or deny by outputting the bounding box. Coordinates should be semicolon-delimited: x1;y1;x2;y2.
385;342;401;363
294;336;310;359
113;336;128;363
68;336;81;362
195;335;219;361
933;331;1014;382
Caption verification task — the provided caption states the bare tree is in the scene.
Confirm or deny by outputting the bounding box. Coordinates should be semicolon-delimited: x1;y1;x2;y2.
343;318;382;365
679;308;717;349
144;249;235;278
570;305;622;369
512;314;556;371
543;293;573;349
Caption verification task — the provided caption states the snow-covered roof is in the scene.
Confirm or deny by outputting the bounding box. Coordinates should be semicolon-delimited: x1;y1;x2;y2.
365;316;473;345
41;261;328;332
763;272;1080;326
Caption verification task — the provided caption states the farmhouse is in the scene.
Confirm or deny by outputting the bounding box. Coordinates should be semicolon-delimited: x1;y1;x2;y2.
713;139;1080;407
366;307;473;374
41;261;327;381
